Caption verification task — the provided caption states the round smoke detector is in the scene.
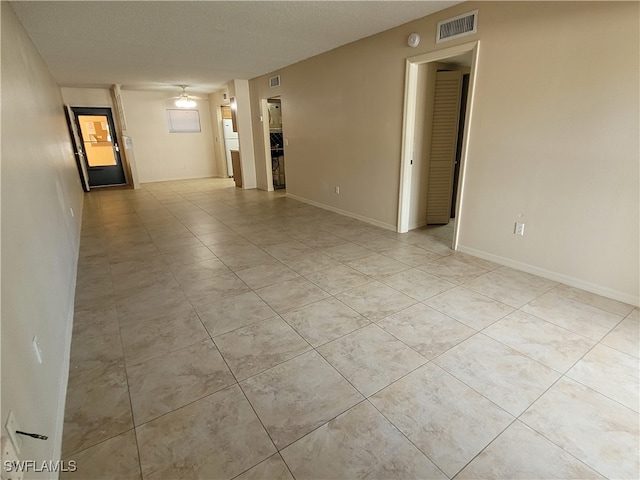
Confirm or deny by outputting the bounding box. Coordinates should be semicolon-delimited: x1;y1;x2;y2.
407;33;421;48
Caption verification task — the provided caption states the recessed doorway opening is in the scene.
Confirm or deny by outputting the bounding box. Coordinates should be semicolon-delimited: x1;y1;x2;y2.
261;97;286;192
397;41;480;251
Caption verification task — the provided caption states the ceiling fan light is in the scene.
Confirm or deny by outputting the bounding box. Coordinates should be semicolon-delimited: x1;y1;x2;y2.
175;96;196;108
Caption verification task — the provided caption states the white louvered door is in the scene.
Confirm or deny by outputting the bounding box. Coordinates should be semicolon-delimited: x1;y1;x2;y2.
426;70;463;225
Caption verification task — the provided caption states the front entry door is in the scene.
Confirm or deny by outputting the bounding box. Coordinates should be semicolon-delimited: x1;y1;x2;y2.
72;107;126;187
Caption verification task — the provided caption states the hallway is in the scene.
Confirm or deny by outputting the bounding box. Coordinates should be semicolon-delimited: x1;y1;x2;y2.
62;178;638;479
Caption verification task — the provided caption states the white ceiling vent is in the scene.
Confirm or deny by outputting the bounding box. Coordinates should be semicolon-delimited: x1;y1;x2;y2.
269;75;281;88
436;10;477;43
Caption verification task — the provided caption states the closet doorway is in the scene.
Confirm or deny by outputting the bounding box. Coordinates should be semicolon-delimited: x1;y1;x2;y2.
264;97;286;190
397;41;479;251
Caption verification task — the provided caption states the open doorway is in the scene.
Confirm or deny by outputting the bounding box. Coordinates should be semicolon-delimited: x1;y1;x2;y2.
397;41;479;251
262;97;286;191
423;64;470;243
220;105;238;178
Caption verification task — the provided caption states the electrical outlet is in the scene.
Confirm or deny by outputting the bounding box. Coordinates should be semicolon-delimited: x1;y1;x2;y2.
514;222;525;236
335;186;340;194
4;413;21;455
69;207;74;218
1;436;23;480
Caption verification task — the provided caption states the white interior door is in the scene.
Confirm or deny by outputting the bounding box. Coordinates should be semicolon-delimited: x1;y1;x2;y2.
426;70;463;225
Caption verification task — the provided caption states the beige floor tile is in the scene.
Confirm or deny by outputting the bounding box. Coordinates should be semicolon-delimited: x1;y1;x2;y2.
424;286;514;330
321;242;374;262
381;268;455;301
128;339;235;425
243;229;293;247
196;230;244;246
217;248;279;272
255;277;330;313
236;263;299;290
566;343;639;411
465;267;557;308
67;179;638;480
434;334;560;415
382;245;442;267
113;270;181;302
196;291;276;337
109;255;169;283
162;245;218;267
215;316;311;380
73;276;115;309
261;241;312;260
279;250;342;275
318;324;427;396
304;264;371;295
346;253;411;279
181;272;251;308
153;234;203;253
419;255;489;284
120;305;209;365
521;378;639;480
115;284;188;319
62;363;133;457
552;284;636;317
483;310;595;372
69;330;123;364
405;232;454;256
240;351;363;449
136;385;276;480
206;239;255;257
354;233;407;253
281;297;370;347
235;454;294;480
522;292;623;340
457;420;604;479
602;311;639;358
60;430;141;480
377;304;475;359
294;231;348;249
280;401;446;480
371;363;513;477
107;243;160;265
72;304;119;340
169;258;231;284
336;281;416;321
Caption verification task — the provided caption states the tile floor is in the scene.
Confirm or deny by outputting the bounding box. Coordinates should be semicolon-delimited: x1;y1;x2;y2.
62;178;639;480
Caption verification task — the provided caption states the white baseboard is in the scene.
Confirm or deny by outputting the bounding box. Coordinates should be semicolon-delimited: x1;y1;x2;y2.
457;244;639;307
286;193;396;232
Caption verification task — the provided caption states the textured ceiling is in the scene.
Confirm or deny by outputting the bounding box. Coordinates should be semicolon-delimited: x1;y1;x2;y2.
10;0;462;94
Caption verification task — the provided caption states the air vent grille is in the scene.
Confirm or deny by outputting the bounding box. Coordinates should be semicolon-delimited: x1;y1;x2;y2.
437;10;477;43
269;75;281;88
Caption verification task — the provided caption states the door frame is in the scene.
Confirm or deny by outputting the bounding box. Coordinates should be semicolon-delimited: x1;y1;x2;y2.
64;105;90;192
260;98;275;192
397;40;480;251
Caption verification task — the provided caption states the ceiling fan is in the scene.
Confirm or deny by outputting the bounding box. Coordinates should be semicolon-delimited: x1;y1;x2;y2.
171;85;203;108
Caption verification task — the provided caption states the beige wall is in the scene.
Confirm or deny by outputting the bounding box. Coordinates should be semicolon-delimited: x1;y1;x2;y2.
61;87;113;108
229;79;258;189
248;1;639;304
119;89;217;182
1;1;84;466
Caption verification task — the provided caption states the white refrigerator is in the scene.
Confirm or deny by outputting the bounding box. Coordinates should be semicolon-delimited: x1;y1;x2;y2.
222;119;239;177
